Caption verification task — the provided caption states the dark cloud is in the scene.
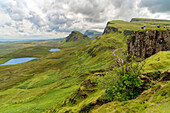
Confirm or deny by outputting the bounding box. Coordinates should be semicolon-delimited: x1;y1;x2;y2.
139;0;170;13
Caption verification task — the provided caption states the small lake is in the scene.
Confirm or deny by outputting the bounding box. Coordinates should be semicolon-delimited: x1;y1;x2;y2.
1;57;37;65
49;48;61;52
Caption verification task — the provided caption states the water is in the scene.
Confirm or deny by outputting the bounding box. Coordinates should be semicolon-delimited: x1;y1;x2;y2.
49;48;61;52
1;57;37;65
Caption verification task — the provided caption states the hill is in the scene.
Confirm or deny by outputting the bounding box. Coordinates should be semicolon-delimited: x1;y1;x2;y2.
84;30;102;39
65;31;90;42
0;18;169;113
57;31;91;48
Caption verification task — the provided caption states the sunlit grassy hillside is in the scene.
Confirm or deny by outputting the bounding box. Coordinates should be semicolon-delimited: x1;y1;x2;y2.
0;18;169;113
0;27;126;113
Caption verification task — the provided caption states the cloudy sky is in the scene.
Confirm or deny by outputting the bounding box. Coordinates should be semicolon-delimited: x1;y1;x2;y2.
0;0;170;39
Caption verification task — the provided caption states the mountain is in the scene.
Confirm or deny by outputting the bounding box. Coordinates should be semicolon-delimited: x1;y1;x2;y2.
65;31;90;42
84;30;102;39
58;31;91;48
0;18;169;113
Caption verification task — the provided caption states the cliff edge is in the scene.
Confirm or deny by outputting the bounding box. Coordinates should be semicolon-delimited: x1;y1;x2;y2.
127;29;170;58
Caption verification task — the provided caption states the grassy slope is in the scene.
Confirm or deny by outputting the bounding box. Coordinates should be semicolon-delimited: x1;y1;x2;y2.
0;18;169;113
49;51;170;113
57;31;91;48
2;46;52;58
44;31;127;113
0;28;125;113
47;19;170;112
92;81;170;113
91;51;170;113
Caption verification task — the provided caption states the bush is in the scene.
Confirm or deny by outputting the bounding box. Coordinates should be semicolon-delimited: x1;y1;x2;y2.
105;61;145;101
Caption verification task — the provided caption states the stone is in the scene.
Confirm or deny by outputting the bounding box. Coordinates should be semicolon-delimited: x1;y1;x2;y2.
127;29;170;58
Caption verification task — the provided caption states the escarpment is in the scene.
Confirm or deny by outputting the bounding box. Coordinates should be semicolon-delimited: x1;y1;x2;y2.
103;26;119;34
127;29;170;58
103;22;122;34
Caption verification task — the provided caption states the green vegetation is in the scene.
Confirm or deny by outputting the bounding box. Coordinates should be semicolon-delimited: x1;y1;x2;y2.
138;28;167;32
2;46;52;58
0;18;169;113
108;18;170;32
143;51;170;73
105;61;145;101
0;39;63;57
0;27;123;112
92;81;170;113
58;31;91;48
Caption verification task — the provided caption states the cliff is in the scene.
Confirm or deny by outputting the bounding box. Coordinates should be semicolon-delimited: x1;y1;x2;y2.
127;29;170;58
103;22;134;35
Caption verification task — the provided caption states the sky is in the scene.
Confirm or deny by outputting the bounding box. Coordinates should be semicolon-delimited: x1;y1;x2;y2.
0;0;170;39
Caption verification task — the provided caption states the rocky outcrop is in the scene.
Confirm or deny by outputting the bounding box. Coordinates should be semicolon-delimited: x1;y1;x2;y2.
65;31;90;42
103;26;119;34
127;29;170;58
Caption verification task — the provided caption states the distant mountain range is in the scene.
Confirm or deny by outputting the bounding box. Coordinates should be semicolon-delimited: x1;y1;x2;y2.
84;30;102;39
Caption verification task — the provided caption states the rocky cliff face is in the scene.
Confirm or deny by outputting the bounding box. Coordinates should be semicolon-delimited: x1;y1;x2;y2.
103;22;135;35
103;22;122;34
127;29;170;58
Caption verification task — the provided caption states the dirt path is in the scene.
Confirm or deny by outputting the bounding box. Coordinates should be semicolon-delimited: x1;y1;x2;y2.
112;48;124;64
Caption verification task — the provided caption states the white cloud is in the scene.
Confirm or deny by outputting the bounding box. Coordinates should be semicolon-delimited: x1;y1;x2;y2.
0;0;170;39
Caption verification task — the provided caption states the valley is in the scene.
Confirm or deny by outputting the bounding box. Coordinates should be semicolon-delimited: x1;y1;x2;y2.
0;18;169;113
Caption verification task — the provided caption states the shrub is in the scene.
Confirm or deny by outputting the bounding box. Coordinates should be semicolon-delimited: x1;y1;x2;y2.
105;61;145;101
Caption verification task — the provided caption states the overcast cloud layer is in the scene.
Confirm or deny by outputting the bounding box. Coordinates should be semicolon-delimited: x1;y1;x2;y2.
0;0;170;39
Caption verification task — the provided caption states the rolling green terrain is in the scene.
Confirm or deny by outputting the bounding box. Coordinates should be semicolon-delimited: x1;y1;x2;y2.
0;18;169;113
0;39;63;58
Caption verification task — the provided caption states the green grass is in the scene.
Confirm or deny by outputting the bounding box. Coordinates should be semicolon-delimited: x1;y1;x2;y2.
0;86;79;113
143;51;170;73
0;18;169;113
57;31;91;48
0;39;62;57
28;72;58;89
92;81;170;113
138;28;168;32
2;46;52;58
0;32;117;112
107;18;170;32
